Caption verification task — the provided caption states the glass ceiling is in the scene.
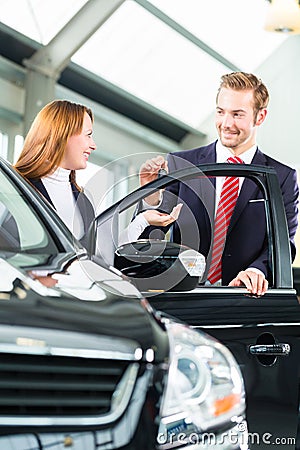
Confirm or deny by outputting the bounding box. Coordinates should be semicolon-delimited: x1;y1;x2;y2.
0;0;89;44
0;0;287;130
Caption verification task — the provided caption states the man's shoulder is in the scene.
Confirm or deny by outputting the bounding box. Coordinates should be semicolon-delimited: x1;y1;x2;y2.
169;142;216;165
260;150;296;174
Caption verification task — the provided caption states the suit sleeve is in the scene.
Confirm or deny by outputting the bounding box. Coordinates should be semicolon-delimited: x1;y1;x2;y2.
133;153;181;239
280;167;299;261
247;166;298;276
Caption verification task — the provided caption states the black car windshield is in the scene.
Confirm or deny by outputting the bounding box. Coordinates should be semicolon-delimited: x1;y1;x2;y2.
0;169;59;267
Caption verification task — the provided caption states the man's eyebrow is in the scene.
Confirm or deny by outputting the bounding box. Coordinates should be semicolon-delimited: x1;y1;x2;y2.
216;107;246;113
232;108;246;113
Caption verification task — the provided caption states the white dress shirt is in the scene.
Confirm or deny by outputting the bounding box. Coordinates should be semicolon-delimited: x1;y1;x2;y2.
215;141;257;208
118;213;149;246
212;141;263;281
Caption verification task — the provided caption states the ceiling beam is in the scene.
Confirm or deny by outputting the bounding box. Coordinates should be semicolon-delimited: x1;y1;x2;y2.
23;0;126;78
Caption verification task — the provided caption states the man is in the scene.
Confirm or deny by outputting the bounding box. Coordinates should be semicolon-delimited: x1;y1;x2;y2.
138;72;299;296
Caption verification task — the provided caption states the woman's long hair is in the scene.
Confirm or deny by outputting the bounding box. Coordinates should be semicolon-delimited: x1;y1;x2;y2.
14;100;94;190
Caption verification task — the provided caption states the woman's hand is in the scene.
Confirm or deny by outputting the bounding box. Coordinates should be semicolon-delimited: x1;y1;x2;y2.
143;203;182;227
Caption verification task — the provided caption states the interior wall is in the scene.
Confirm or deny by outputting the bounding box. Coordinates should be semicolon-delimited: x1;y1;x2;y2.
257;35;300;168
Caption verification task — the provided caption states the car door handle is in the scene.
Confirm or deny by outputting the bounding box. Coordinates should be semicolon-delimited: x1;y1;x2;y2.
249;343;290;356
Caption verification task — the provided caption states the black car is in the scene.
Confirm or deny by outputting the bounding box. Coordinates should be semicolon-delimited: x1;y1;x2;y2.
0;157;247;450
91;162;300;450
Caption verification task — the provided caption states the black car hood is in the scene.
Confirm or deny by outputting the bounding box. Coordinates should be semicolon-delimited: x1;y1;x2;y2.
0;258;169;363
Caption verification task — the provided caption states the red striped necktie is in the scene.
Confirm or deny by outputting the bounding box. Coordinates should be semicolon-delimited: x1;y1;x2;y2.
207;156;244;284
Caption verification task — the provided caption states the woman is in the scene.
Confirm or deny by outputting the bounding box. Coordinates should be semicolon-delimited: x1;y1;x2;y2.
14;100;96;248
14;99;181;249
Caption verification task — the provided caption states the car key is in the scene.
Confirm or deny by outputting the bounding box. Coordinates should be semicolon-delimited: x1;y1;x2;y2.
158;168;167;178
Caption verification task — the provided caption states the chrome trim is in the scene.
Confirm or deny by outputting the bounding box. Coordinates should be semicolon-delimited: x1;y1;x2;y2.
0;325;142;361
0;325;146;426
249;343;290;356
186;287;297;295
256;322;300;327
0;343;139;360
0;363;140;426
193;324;244;329
194;323;300;329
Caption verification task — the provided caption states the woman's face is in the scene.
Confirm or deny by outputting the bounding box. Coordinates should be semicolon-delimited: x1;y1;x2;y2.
60;112;96;170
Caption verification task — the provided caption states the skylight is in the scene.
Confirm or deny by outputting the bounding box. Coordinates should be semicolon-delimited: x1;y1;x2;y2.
0;0;88;44
0;0;288;130
148;0;287;72
72;1;229;129
72;0;287;129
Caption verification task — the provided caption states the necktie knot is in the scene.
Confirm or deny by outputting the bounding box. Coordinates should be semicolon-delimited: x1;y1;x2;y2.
227;156;243;164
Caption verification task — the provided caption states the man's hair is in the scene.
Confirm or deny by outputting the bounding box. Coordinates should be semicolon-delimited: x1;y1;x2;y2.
217;72;269;120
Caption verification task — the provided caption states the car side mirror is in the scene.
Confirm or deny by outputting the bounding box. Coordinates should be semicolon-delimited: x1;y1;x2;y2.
114;239;206;292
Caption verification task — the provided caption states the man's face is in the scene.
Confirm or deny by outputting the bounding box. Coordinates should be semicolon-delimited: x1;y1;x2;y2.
215;87;263;155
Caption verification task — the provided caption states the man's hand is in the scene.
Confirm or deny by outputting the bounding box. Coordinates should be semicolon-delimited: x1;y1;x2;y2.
139;155;168;187
228;269;268;296
143;204;182;227
139;156;168;206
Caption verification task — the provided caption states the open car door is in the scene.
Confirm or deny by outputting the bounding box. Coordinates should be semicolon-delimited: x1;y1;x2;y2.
91;163;300;450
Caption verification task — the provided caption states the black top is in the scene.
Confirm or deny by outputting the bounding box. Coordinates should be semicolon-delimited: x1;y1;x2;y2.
29;178;95;248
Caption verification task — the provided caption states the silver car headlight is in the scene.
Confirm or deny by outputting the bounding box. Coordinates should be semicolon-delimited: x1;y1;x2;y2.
160;320;246;441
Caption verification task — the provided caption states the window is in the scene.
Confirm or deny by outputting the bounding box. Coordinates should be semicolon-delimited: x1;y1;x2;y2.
0;169;57;261
13;135;24;164
0;132;8;159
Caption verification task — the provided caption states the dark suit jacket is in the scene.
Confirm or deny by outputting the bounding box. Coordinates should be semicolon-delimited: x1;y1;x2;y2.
29;178;94;249
139;141;299;285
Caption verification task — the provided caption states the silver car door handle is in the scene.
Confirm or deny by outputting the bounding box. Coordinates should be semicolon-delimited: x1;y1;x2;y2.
249;343;290;356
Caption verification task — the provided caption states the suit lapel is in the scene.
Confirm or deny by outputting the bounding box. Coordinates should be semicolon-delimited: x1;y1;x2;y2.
228;149;267;233
195;144;217;232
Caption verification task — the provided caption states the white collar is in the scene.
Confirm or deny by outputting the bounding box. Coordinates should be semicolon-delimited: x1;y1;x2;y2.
43;167;71;183
216;140;257;164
